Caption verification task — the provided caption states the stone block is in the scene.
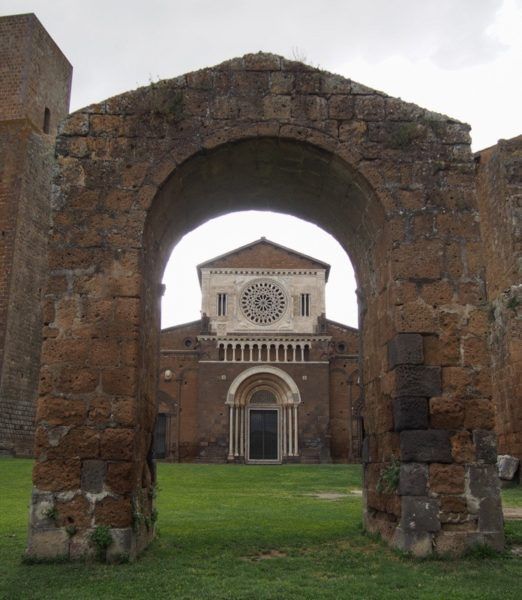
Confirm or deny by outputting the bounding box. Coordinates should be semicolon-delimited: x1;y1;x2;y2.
36;397;86;426
94;496;132;528
473;430;497;464
69;529;95;560
429;464;465;494
392;528;433;557
81;460;105;493
388;333;424;369
440;496;467;513
464;398;495;430
106;527;137;562
33;458;81;491
434;531;482;556
56;493;91;528
467;465;500;499
49;427;99;460
497;454;520;480
400;496;440;533
478;497;503;532
400;430;452;463
481;532;505;552
25;528;69;559
29;491;55;529
393;397;428;431
393;366;441;398
106;462;134;494
429;397;464;429
101;369;137;396
398;463;428;496
451;431;475;463
100;428;134;461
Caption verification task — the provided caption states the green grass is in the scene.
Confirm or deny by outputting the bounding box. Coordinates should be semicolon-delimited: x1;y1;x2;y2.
1;458;522;599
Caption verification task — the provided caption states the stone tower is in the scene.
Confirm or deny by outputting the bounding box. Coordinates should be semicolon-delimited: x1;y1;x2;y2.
0;14;72;456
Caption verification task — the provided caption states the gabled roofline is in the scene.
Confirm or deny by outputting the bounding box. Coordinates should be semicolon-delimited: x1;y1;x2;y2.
196;237;331;284
325;317;359;333
161;319;201;333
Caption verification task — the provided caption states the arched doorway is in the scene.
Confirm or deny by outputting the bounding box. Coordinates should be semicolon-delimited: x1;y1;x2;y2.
226;366;301;463
28;54;502;560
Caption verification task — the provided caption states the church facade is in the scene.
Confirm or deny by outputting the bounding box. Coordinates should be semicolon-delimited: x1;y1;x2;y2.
156;238;362;463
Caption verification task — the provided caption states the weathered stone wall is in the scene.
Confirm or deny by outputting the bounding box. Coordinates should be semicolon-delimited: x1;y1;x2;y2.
0;14;72;455
476;137;522;463
27;52;502;559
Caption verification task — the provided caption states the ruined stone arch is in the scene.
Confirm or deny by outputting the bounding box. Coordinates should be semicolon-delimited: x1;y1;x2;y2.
29;53;503;560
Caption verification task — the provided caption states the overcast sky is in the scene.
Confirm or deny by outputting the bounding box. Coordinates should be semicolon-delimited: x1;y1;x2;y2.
2;0;520;327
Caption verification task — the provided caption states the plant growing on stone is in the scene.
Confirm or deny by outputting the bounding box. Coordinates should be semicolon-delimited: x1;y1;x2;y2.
376;457;401;494
90;525;112;562
423;116;446;137
507;296;520;311
147;78;184;122
66;525;77;538
387;123;421;149
44;506;58;522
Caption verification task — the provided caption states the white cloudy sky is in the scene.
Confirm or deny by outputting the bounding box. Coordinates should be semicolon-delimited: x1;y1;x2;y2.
2;0;520;327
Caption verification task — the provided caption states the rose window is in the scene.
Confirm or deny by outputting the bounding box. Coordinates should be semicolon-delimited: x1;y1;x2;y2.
240;280;287;325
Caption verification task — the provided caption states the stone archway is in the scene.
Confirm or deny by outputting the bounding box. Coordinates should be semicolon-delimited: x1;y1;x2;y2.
28;53;503;560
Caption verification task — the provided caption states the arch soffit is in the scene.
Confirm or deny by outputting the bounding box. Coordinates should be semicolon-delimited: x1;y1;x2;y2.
226;366;301;407
145;135;388;296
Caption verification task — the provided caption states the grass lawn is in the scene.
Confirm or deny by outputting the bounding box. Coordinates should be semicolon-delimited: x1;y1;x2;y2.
1;458;522;599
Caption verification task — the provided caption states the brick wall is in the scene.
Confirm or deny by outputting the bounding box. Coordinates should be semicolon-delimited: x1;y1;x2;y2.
0;14;72;455
0;14;71;134
0;127;54;454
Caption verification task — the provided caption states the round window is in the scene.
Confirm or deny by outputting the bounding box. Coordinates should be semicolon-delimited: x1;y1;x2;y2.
240;279;287;325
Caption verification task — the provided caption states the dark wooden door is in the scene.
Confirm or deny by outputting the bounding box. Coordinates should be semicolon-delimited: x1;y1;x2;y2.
153;413;167;459
249;410;278;460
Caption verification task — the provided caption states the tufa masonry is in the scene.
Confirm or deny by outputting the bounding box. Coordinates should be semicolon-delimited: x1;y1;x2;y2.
0;13;520;559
